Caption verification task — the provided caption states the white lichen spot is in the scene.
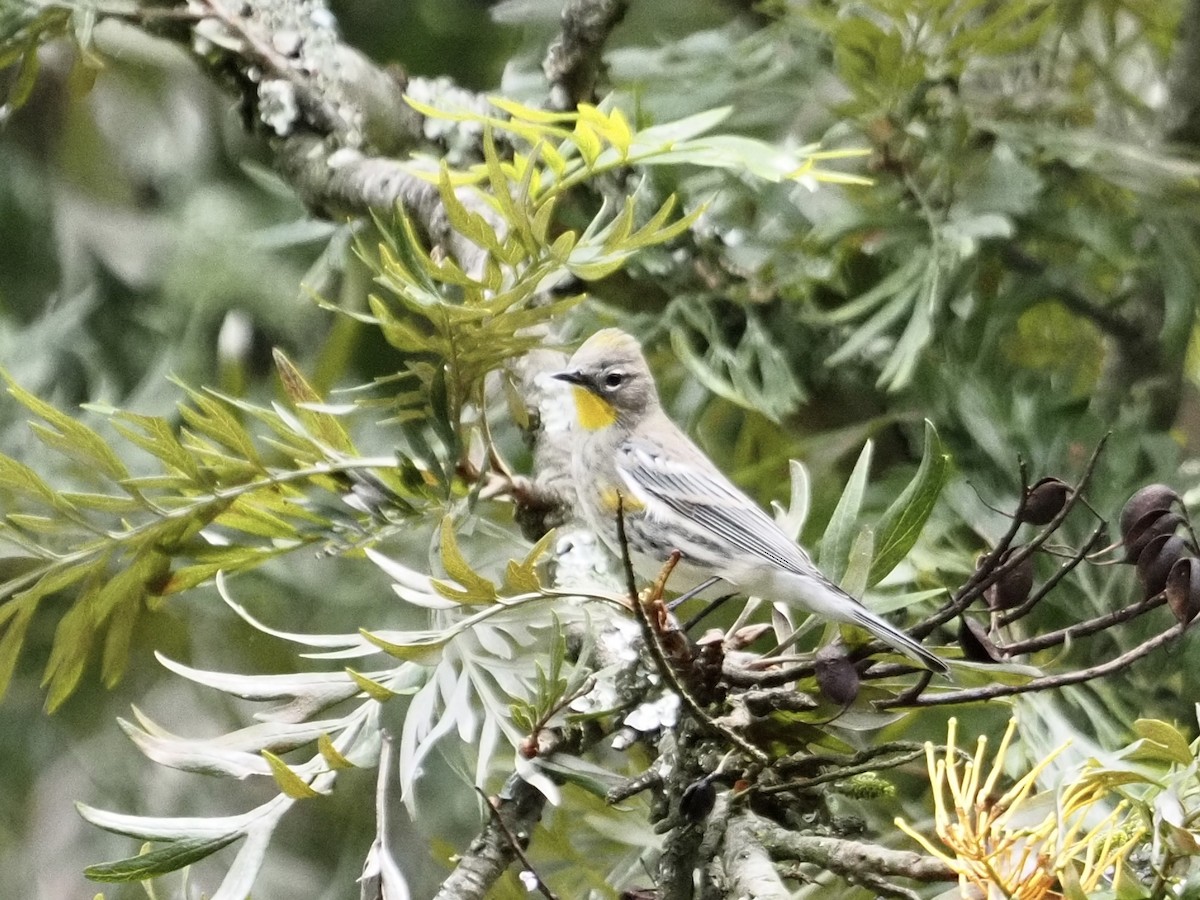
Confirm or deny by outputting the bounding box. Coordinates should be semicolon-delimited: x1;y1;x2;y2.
258;79;298;136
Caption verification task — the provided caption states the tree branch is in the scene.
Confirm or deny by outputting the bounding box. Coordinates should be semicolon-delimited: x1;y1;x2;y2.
881;618;1189;708
747;811;955;886
432;774;548;900
543;0;630;110
724;812;791;900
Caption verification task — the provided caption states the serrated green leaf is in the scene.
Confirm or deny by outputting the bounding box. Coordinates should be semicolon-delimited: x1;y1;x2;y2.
438;163;505;258
819;441;873;584
0;599;35;699
0;454;58;504
57;492;145;514
6;513;65;535
504;529;555;592
42;592;97;711
261;749;322;799
112;414;200;480
100;593;139;689
868;421;950;586
176;391;260;464
359;628;451;662
84;834;242;883
6;375;128;480
272;350;356;455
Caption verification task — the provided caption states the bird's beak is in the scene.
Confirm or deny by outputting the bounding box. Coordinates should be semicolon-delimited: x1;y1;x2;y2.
553;370;587;386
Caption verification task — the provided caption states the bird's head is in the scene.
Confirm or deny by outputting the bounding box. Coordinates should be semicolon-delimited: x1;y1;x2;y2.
554;329;660;431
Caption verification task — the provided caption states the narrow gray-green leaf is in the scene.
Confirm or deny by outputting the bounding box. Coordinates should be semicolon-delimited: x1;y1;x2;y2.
868;421;950;586
819;440;873;584
84;834;241;882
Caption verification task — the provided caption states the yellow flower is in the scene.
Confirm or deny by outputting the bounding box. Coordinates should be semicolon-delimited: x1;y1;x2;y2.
896;718;1143;899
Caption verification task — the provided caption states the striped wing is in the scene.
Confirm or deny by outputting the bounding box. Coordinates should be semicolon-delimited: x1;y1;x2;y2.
615;437;815;575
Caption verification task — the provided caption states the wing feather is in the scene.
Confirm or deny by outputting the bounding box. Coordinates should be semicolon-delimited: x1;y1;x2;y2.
617;440;815;573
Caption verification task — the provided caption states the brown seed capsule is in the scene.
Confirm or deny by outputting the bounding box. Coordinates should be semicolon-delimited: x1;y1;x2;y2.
814;646;860;706
958;617;1002;663
1120;484;1181;539
1020;477;1071;525
984;547;1035;611
1123;510;1184;562
1136;534;1187;599
1166;557;1200;625
679;778;717;822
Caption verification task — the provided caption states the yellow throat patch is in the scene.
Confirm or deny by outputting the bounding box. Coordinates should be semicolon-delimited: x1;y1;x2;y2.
571;386;619;431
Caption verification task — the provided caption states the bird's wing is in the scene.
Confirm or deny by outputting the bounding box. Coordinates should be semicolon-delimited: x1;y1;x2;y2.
616;437;815;574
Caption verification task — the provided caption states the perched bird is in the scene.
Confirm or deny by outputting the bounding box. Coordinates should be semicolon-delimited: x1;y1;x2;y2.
554;328;948;675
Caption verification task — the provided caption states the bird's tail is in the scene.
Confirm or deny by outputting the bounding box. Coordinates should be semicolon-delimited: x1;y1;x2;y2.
843;601;949;675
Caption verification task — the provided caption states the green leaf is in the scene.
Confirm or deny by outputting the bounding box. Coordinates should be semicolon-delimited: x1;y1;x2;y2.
84;834;242;883
841;525;874;601
6;376;129;480
0;454;58;504
868;421;950;586
0;600;35;699
504;529;555;592
346;667;400;700
434;517;497;604
272;350;356;455
42;594;96;712
819;441;873;584
1132;719;1193;766
317;733;355;770
261;750;323;799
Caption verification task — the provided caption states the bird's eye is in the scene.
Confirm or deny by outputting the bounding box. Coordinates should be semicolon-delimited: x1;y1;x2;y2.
603;372;625;389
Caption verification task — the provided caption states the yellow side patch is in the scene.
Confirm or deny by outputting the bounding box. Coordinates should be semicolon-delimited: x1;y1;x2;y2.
572;386;619;431
599;486;645;513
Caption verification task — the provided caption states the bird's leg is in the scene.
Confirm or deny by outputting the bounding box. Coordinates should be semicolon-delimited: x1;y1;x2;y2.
664;575;722;611
678;591;737;634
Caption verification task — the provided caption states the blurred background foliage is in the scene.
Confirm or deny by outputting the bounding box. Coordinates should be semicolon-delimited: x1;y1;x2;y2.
3;0;1200;896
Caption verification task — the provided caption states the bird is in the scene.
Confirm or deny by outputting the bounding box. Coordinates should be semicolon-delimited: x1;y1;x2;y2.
553;328;948;675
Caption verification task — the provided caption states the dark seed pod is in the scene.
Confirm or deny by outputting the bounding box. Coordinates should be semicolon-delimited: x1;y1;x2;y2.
1120;484;1181;540
984;547;1035;611
679;778;717;822
1020;477;1071;525
1166;558;1200;625
1136;534;1187;599
1124;510;1184;562
814;646;860;705
958;617;1002;663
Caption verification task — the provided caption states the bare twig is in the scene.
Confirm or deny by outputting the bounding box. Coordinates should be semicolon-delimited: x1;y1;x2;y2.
615;496;769;765
1001;245;1143;344
912;436;1108;640
999;592;1167;656
759;748;926;796
997;520;1108;626
881;618;1188;708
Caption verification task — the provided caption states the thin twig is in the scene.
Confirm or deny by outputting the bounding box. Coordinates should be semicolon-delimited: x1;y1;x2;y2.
615;496;769;765
997;520;1109;626
881;618;1188;708
1000;592;1167;656
912;436;1109;639
758;748;926;796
